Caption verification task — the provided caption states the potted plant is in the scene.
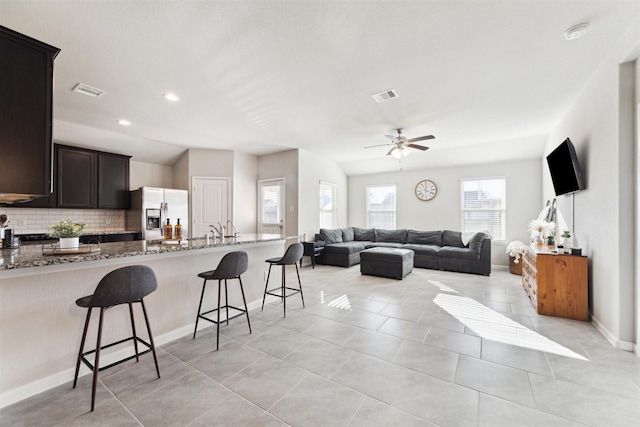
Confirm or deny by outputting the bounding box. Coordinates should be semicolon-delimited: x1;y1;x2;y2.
505;240;528;275
560;230;571;246
49;219;86;249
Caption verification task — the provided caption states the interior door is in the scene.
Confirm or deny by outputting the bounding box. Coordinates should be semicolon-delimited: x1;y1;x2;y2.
258;178;285;235
192;177;229;239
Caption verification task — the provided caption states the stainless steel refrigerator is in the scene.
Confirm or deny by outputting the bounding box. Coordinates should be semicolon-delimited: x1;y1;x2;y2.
127;187;189;240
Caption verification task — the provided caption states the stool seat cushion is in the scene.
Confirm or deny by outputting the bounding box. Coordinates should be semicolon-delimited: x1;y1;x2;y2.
197;270;217;280
75;295;93;308
266;256;283;264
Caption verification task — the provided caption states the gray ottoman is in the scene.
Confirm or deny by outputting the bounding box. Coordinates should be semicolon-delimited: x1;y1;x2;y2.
360;247;414;280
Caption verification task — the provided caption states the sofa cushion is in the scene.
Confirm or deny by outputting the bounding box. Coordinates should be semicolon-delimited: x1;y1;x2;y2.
403;244;441;257
341;227;355;242
375;229;407;243
438;246;479;260
368;242;405;249
407;230;442;246
353;227;375;241
468;232;488;253
319;228;342;244
323;242;366;254
442;230;465;248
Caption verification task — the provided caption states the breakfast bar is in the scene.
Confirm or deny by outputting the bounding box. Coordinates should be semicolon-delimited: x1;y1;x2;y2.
0;234;286;408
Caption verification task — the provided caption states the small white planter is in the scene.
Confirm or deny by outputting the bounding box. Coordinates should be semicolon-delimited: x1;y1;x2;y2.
59;237;80;249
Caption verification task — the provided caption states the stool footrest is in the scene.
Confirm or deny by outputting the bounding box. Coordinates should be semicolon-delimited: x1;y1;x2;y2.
198;305;248;325
265;286;302;299
80;336;153;373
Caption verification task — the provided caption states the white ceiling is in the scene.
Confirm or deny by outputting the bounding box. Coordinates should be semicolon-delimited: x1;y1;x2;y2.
2;1;638;176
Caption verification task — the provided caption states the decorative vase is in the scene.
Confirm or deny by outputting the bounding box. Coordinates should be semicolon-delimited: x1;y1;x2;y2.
536;234;545;245
59;237;80;249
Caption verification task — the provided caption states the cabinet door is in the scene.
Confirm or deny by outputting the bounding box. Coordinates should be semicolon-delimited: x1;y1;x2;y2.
56;145;96;208
0;27;58;199
98;153;130;209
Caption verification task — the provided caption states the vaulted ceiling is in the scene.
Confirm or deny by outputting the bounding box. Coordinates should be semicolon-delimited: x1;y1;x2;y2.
2;1;638;175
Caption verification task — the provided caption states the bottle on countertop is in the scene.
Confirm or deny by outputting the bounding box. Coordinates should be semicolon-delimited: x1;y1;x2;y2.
164;218;173;240
174;218;182;240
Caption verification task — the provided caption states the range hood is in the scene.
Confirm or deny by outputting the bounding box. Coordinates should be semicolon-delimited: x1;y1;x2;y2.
0;193;46;205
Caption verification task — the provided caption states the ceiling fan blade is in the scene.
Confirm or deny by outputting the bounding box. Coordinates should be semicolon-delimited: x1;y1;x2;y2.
386;147;395;156
384;134;396;141
407;144;430;151
364;143;393;149
407;135;435;143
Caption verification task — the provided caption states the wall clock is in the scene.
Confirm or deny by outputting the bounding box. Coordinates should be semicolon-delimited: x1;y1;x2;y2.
415;179;437;201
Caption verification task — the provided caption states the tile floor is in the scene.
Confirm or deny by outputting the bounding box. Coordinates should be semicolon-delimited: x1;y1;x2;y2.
2;265;639;426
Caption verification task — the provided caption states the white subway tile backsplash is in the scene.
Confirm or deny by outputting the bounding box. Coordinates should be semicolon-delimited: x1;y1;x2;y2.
0;208;127;235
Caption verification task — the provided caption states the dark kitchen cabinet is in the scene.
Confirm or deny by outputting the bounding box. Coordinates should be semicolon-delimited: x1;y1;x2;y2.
0;26;60;203
56;145;97;208
98;153;130;209
55;144;130;209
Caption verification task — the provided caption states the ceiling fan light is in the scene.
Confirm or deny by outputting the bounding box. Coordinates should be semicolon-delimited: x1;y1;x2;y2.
391;147;410;159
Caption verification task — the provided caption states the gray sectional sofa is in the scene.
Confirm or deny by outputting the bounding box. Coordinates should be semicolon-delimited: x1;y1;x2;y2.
315;227;491;276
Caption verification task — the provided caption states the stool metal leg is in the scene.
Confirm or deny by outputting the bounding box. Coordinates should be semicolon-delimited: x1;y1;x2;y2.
238;276;252;334
73;307;93;389
193;279;207;339
295;263;305;308
282;265;286;317
140;299;160;379
261;264;273;310
216;279;222;351
128;303;140;362
224;279;229;326
91;308;105;412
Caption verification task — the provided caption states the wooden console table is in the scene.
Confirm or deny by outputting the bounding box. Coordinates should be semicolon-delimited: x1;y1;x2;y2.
521;244;588;321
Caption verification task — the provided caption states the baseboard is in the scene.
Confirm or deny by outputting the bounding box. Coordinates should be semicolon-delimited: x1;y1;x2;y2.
591;315;635;352
0;295;280;409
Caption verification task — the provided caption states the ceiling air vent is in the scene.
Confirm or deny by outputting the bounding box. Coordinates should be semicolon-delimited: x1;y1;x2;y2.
72;83;105;98
371;89;398;103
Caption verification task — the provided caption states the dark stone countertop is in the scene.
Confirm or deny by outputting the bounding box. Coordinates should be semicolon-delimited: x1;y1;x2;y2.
0;234;284;271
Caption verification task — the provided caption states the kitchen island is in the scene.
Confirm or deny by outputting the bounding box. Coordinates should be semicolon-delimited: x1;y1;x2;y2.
0;234;286;408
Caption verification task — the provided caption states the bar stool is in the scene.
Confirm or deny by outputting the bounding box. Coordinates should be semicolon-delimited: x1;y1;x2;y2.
261;242;304;317
193;251;251;350
73;265;160;412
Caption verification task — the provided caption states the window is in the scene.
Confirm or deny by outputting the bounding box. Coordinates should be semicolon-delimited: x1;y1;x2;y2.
460;177;506;241
319;181;337;229
366;184;396;228
259;179;283;224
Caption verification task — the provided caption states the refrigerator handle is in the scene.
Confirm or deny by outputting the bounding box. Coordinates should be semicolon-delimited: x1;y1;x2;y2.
160;202;165;228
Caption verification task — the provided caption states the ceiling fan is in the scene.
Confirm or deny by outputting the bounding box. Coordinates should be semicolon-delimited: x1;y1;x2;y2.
365;128;435;158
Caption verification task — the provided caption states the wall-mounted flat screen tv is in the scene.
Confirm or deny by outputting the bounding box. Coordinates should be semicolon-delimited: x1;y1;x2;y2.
546;138;585;196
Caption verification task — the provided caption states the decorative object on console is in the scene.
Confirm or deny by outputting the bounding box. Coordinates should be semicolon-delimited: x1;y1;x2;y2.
527;219;555;245
49;218;86;249
415;179;437;201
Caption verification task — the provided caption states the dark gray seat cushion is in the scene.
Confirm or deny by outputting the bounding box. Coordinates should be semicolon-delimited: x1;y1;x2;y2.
403;244;441;256
323;242;366;254
367;242;405;249
438;246;479;260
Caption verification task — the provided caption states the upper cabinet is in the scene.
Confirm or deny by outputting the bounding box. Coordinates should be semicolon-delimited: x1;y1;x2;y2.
56;144;131;210
0;26;60;203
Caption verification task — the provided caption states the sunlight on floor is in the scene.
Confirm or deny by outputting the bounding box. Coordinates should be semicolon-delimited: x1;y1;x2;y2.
434;293;588;361
328;294;352;310
428;280;459;294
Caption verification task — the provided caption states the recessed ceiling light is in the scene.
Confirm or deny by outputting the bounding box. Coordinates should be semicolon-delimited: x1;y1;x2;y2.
163;93;180;102
117;119;131;126
564;23;588;40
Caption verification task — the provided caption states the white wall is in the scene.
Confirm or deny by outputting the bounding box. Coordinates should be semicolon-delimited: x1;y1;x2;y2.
348;158;543;266
297;149;348;241
129;160;174;190
233;152;258;233
543;15;640;350
258;150;299;238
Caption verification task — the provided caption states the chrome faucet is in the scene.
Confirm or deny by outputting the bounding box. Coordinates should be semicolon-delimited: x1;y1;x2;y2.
209;223;224;239
226;220;238;238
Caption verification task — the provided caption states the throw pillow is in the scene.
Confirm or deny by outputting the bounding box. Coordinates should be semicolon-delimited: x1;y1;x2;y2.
319;228;343;244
